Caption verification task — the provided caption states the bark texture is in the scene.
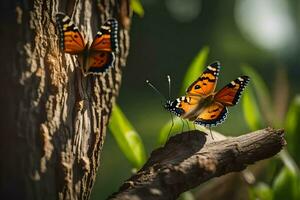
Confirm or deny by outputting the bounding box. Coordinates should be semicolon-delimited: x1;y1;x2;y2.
109;128;285;200
0;1;131;200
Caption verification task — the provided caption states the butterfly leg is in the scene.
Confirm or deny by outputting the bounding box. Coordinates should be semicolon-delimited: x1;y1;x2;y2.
185;120;190;131
209;127;214;140
180;118;185;133
167;113;174;140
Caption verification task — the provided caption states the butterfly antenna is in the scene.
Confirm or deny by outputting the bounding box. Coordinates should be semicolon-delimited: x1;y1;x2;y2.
209;127;214;140
167;75;171;100
146;80;167;101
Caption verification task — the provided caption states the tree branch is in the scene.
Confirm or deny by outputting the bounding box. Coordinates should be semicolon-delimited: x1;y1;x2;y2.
109;128;286;200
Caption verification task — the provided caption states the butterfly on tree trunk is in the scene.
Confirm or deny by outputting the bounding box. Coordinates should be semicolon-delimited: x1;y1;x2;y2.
165;61;250;127
55;13;118;76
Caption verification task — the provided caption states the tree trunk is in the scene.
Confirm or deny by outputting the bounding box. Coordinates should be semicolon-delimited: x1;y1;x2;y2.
0;1;131;200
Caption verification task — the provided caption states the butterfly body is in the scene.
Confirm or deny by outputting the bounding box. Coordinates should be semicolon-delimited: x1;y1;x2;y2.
56;13;118;75
165;61;250;127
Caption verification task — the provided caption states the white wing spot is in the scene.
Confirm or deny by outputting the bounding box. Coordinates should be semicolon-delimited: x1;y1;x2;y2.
62;16;69;22
208;66;216;71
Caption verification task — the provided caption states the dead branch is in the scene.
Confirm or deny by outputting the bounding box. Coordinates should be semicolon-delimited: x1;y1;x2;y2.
109;128;285;200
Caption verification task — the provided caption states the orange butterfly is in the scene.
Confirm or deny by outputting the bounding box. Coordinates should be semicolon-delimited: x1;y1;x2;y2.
55;13;118;75
165;61;250;127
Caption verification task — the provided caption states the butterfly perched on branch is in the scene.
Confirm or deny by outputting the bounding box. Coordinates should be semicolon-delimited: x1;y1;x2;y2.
55;13;118;75
165;61;250;127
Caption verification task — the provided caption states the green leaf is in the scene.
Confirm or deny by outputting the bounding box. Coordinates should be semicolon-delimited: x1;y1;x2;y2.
249;182;273;200
273;166;300;200
273;67;289;125
179;191;195;200
241;65;273;124
131;0;144;17
274;141;300;199
285;95;300;136
285;95;300;162
279;149;300;175
242;85;263;131
180;46;209;94
109;104;146;168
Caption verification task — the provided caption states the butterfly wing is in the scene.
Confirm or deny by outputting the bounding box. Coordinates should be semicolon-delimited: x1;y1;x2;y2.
56;13;85;54
82;51;115;74
165;61;220;120
90;19;118;52
194;102;228;127
214;76;250;106
86;19;118;74
193;76;249;127
186;61;220;96
165;96;199;118
165;62;249;127
165;94;228;127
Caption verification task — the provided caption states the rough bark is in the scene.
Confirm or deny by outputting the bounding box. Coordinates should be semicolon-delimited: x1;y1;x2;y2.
109;128;285;200
0;1;131;200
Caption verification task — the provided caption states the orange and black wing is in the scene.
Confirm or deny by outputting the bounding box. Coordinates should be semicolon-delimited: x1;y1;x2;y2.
214;76;250;106
56;13;85;54
86;19;118;74
164;96;199;118
186;61;220;96
90;19;118;52
82;51;115;75
194;102;228;127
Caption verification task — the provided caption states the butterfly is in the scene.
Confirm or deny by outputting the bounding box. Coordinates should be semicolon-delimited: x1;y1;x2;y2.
164;61;250;127
55;13;118;75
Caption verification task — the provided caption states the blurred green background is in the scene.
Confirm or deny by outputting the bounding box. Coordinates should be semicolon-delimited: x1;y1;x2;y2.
91;0;300;199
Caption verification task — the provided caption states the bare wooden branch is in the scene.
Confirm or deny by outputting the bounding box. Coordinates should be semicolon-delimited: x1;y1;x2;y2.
109;128;285;200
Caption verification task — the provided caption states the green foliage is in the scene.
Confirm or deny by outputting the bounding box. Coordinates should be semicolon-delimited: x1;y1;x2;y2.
279;149;299;176
285;95;300;163
249;154;300;200
249;182;273;200
242;85;263;131
131;0;144;17
242;64;300;200
109;104;146;168
273;166;300;200
241;64;273;124
180;46;209;94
